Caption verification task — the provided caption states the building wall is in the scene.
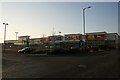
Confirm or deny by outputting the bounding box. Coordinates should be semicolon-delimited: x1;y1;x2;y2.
106;33;118;40
5;32;120;49
18;36;30;43
85;32;107;48
106;33;119;44
5;40;18;44
29;37;48;46
40;37;48;43
86;32;106;41
48;35;64;42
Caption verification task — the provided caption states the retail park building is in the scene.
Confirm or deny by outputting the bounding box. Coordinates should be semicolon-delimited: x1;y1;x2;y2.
6;32;120;49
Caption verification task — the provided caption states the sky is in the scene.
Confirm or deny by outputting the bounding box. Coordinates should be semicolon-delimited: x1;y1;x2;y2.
0;1;119;43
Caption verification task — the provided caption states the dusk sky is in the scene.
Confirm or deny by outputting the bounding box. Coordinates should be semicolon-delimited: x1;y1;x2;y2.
0;1;119;42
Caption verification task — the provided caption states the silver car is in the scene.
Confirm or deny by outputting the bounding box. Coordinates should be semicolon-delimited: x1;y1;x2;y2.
18;47;34;53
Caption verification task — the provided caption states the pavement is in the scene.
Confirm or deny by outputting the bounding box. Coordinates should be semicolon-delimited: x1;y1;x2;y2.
2;49;120;78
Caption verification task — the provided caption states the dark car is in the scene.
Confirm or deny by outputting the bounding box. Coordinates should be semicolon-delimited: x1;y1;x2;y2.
18;47;35;54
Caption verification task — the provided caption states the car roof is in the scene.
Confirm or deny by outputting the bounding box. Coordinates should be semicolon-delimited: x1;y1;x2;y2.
25;47;30;48
22;47;30;49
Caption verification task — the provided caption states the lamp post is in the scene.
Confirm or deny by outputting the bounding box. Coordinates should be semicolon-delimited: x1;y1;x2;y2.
3;23;8;44
83;6;91;50
3;23;8;52
15;32;18;40
59;32;61;35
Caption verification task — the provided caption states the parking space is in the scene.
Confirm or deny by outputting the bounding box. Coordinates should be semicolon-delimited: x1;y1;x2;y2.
2;49;119;78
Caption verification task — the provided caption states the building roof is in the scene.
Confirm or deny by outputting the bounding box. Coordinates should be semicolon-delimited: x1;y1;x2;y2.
48;35;64;37
30;37;48;40
86;32;107;35
30;38;41;40
64;33;82;35
18;36;30;38
107;33;119;36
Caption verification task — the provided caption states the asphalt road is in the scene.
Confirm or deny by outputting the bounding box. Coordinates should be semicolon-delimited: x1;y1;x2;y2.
2;49;120;78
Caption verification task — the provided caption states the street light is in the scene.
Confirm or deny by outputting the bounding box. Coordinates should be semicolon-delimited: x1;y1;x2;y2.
15;32;18;40
83;6;91;50
3;23;8;52
3;23;8;44
59;32;61;35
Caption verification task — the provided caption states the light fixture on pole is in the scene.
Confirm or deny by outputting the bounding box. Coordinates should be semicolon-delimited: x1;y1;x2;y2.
59;32;61;35
3;23;8;44
83;6;91;50
15;32;18;40
3;23;8;52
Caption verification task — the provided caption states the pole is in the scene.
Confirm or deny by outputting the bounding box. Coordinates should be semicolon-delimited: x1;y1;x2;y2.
83;8;86;50
4;25;6;52
15;32;18;40
83;8;85;37
82;6;91;51
3;23;8;52
4;24;6;45
16;33;17;40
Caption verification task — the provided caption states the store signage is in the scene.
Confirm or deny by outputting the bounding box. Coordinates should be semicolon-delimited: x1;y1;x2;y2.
65;34;81;41
86;34;105;40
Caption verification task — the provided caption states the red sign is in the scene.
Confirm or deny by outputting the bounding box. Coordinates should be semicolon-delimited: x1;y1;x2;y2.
95;35;105;40
65;34;81;41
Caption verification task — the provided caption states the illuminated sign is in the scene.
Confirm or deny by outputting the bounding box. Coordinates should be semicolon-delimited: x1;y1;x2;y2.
65;34;81;41
86;34;105;40
86;35;95;40
96;35;105;40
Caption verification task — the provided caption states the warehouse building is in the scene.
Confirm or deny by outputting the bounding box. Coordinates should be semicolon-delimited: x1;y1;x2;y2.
29;37;48;45
48;35;64;48
86;32;107;48
106;33;119;48
18;36;30;45
62;34;83;49
5;32;120;49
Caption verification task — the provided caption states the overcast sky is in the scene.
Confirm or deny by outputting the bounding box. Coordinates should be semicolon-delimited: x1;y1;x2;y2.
0;1;119;42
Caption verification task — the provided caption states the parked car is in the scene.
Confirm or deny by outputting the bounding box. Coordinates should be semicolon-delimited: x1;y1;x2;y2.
18;47;35;54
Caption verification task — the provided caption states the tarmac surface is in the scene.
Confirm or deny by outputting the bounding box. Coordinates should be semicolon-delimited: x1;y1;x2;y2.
2;49;120;78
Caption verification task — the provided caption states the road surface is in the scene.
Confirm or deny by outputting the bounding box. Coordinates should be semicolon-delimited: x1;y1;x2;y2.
2;49;120;78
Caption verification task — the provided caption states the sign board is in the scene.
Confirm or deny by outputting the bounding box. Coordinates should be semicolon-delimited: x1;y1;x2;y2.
86;35;95;40
65;34;81;41
86;34;105;40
